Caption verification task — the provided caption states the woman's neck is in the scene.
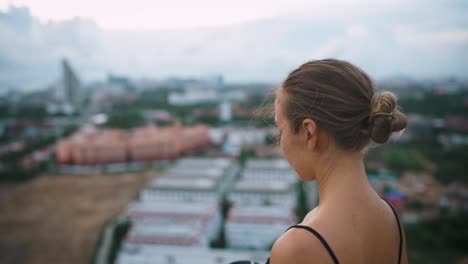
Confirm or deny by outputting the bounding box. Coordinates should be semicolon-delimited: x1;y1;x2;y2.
315;151;374;207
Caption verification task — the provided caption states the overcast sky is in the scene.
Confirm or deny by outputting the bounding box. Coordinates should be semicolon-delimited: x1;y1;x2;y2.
0;0;467;89
0;0;430;30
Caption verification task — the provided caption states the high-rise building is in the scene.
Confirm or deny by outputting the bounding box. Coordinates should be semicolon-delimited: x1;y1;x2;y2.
62;58;81;111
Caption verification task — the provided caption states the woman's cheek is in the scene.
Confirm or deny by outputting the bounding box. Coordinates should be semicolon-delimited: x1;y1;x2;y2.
279;133;290;156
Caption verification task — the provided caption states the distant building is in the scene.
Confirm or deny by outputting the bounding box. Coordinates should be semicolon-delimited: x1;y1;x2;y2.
225;205;296;249
230;159;299;206
125;218;217;247
243;159;297;183
220;100;232;122
124;200;221;248
121;158;243;253
142;177;220;203
62;59;81;111
45;59;82;115
168;85;218;105
180;124;211;154
229;179;296;207
162;160;239;194
87;82;133;113
444;116;468;133
405;114;434;141
223;128;270;156
125;200;219;220
142;158;238;202
128;125;181;161
56;125;127;165
116;244;269;264
56;124;211;166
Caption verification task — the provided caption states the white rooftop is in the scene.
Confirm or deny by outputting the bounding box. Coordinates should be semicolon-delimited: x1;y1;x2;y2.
149;178;217;191
125;218;209;246
126;200;218;217
164;167;225;178
245;159;291;170
233;180;293;193
116;244;269;264
228;205;295;218
130;218;203;238
241;169;297;181
176;157;232;169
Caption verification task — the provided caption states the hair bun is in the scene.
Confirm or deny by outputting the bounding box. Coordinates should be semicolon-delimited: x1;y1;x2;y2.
369;91;408;144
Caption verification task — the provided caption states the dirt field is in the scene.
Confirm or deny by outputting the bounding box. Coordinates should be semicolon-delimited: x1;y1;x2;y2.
0;171;157;264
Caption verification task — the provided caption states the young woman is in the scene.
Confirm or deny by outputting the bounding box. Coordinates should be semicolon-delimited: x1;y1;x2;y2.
267;59;408;264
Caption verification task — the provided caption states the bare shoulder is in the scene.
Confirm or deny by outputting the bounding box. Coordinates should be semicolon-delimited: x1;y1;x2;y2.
270;226;335;264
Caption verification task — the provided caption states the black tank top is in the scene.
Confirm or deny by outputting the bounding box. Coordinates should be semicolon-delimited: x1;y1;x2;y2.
265;198;403;264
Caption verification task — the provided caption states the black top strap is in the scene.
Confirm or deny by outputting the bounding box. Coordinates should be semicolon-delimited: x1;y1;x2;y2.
381;198;403;264
266;200;403;264
287;225;340;264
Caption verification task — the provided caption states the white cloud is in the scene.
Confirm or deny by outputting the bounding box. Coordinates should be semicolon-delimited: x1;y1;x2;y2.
346;24;369;38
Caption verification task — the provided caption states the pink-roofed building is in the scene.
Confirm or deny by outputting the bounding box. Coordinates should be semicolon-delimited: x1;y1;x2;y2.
128;125;181;162
68;126;100;165
94;129;128;164
56;125;128;165
55;124;211;166
56;139;73;164
180;124;210;154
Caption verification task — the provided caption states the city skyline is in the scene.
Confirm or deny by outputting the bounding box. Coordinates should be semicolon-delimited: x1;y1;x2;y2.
0;1;467;90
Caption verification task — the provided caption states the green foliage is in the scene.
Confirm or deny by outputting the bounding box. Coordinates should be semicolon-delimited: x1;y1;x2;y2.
210;195;230;249
238;149;256;166
418;144;468;184
189;115;220;126
434;147;468;184
137;89;170;107
296;182;309;222
0;134;61;182
1;136;56;163
109;219;131;264
105;110;145;129
399;90;468;117
0;105;47;120
405;214;468;252
381;148;424;174
371;142;467;183
264;134;277;145
0;166;40;181
91;218;131;264
408;250;465;264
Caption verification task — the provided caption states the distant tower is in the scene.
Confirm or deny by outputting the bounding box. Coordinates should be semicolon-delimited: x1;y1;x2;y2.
220;100;232;122
62;59;81;111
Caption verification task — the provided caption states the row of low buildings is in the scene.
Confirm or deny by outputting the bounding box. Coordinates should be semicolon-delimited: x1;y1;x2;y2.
124;200;221;247
224;159;317;250
55;124;210;166
117;245;269;264
118;157;239;262
115;157;317;264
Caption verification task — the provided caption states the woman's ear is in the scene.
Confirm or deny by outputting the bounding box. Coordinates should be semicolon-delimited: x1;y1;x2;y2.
302;118;317;150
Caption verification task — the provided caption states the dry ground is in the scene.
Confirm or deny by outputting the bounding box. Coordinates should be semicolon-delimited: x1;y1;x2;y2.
0;171;157;264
